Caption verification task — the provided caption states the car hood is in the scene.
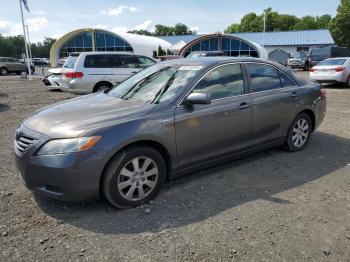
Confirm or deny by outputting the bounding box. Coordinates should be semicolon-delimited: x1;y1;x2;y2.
23;93;154;138
289;58;302;62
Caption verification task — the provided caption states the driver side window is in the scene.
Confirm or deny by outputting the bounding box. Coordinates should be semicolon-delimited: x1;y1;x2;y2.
193;64;244;100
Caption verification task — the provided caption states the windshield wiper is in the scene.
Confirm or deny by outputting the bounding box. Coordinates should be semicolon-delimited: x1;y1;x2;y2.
151;71;177;104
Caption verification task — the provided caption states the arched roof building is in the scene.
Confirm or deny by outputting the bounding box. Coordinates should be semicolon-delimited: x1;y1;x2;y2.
50;28;172;66
175;33;268;58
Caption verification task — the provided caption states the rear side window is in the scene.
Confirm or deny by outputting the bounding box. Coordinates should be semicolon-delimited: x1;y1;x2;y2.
84;54;140;68
280;73;297;88
318;59;347;66
311;47;330;56
246;63;281;92
84;55;112;68
137;56;155;67
193;64;244;100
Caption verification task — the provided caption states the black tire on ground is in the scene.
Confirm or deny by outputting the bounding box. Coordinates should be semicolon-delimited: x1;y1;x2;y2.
284;113;313;152
93;82;113;92
102;146;166;209
0;67;8;76
346;76;350;88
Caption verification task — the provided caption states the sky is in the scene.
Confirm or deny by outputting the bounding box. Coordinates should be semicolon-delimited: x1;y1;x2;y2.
0;0;340;42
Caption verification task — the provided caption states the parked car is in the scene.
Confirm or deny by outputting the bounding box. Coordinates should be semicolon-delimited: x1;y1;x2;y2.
287;52;310;71
60;52;156;94
57;57;68;67
0;57;34;76
309;46;350;67
310;57;350;87
14;57;326;208
42;68;62;89
33;58;50;66
187;51;226;58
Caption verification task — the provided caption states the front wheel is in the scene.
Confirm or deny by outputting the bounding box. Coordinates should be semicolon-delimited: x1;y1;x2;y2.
284;113;312;152
94;82;113;92
0;67;8;76
102;146;166;209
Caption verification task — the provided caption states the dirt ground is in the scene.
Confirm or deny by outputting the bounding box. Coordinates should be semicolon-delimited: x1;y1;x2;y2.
0;73;350;261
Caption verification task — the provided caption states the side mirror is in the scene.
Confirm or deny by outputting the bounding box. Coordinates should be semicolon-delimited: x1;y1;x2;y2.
183;93;211;106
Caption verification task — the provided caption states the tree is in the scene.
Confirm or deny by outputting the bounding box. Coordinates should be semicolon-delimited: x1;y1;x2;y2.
224;8;332;33
330;0;350;48
127;30;153;36
0;34;55;58
239;13;263;32
224;23;240;33
293;16;318;30
153;23;197;36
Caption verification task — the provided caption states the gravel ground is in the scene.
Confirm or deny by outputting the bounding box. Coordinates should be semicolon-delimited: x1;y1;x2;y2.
0;74;350;261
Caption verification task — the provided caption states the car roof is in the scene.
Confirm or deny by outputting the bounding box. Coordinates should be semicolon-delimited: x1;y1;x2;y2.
79;51;136;56
162;56;274;67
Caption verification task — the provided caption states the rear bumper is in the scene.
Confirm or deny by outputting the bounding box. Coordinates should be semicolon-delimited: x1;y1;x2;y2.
310;72;347;84
61;79;93;94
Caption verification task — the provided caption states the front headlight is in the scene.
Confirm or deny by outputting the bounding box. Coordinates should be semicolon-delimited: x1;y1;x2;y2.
37;136;101;156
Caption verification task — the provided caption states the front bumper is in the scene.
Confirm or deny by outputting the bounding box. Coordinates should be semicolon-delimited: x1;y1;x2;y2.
14;125;105;202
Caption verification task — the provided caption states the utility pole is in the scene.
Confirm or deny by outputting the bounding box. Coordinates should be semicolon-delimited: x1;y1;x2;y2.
19;0;32;79
25;25;32;62
263;12;266;48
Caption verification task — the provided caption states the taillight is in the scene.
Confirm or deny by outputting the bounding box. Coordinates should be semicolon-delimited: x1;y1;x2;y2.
65;72;84;78
320;88;326;98
310;67;316;72
334;67;345;72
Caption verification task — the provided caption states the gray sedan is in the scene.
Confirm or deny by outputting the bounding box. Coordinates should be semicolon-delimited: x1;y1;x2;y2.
14;57;326;209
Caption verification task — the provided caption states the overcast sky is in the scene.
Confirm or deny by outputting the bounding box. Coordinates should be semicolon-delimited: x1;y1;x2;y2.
0;0;340;42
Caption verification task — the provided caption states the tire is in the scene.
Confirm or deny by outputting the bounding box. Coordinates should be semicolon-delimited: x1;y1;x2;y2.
284;113;312;152
346;76;350;88
93;82;113;93
102;146;166;209
0;67;8;76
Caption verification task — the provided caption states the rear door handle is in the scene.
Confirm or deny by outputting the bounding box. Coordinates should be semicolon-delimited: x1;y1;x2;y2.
239;102;250;110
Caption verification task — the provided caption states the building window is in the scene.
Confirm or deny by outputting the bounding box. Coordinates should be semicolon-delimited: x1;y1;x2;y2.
183;37;259;58
59;31;133;58
297;46;310;52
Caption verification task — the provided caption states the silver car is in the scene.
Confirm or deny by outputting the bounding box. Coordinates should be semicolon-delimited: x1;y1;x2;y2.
60;52;156;94
14;57;326;209
310;57;350;87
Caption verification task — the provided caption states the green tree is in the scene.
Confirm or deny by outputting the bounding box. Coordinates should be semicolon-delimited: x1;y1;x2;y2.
127;29;153;36
239;13;263;32
224;23;240;33
330;0;350;48
0;34;55;58
293;16;319;30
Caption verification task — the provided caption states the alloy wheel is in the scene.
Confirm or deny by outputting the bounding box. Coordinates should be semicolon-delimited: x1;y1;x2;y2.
117;156;159;201
292;118;309;147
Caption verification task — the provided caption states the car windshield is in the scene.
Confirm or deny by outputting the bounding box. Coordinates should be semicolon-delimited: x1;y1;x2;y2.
63;56;78;68
108;63;202;104
318;59;347;66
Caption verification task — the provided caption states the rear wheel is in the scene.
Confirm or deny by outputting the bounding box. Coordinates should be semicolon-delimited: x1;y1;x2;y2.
284;113;312;152
346;76;350;88
0;67;8;76
94;82;113;92
102;146;166;209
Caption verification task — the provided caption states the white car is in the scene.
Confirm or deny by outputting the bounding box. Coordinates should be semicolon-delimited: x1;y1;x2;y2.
42;68;62;89
310;57;350;87
60;52;156;94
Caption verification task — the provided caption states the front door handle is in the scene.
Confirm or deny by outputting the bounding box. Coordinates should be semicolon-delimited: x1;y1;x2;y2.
239;102;250;110
291;92;299;99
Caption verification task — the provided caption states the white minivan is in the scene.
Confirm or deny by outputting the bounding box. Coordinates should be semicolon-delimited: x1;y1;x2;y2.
60;52;156;94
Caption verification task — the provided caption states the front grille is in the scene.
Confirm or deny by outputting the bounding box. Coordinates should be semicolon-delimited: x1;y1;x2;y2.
14;135;37;156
